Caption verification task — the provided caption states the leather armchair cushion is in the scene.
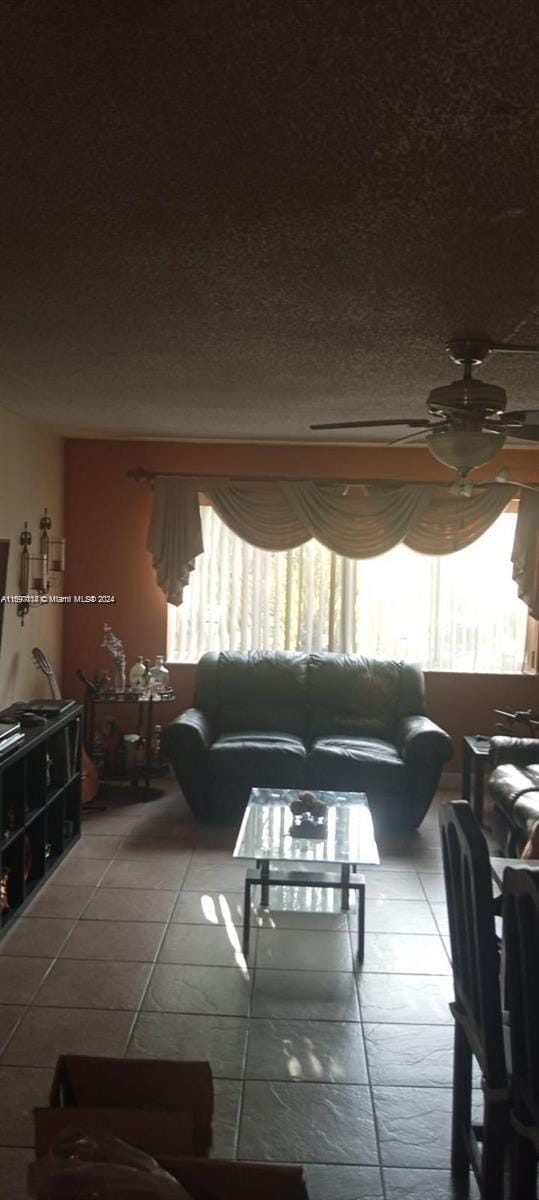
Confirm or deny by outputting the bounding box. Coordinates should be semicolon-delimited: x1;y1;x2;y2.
489;762;539;813
489;736;539;767
208;731;307;785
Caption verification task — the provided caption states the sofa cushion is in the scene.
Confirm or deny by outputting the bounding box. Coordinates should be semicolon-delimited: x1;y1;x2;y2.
513;792;539;830
490;763;539;814
308;735;405;791
214;651;309;737
308;654;401;742
208;731;306;787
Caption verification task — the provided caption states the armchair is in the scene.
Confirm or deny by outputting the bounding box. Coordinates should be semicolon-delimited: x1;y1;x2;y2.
488;735;539;855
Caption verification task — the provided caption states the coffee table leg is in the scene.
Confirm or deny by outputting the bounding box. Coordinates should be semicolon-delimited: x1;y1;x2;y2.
341;864;350;911
260;860;270;908
242;875;252;957
357;881;365;963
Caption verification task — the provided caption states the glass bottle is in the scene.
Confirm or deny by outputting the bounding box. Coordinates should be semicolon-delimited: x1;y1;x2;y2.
148;655;170;694
129;656;146;689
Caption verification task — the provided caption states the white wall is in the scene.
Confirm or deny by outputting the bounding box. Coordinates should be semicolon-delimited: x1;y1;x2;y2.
0;407;64;708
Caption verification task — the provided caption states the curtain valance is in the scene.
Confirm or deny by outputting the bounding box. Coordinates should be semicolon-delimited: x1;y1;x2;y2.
146;476;538;617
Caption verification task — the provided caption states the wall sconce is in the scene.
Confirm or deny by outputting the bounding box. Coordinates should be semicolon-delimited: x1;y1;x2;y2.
18;509;66;625
39;508;66;576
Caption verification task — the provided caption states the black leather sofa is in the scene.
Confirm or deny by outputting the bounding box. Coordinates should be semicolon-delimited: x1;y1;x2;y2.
164;651;453;829
488;736;539;855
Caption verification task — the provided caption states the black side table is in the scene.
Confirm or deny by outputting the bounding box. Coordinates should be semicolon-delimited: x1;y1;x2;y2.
462;735;491;825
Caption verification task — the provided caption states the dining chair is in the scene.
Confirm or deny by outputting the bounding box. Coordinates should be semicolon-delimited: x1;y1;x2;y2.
502;866;539;1200
439;800;509;1198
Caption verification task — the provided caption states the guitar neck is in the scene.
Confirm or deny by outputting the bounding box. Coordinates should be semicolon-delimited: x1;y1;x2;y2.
32;647;62;701
45;673;62;702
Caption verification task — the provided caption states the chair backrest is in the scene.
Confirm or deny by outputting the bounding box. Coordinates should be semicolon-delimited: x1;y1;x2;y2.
439;800;507;1087
502;866;539;1129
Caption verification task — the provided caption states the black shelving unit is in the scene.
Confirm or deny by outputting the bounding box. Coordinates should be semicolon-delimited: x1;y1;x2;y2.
0;704;83;934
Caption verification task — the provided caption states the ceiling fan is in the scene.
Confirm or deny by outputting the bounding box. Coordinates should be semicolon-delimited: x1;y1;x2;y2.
311;337;539;482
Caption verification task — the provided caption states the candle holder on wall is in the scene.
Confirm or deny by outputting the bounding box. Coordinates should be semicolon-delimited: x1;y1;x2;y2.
18;509;66;625
39;508;66;576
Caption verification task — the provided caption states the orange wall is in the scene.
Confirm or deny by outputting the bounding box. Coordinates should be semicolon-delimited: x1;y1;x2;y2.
63;439;539;769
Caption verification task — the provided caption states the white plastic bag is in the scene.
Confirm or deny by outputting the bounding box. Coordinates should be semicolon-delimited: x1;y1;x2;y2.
28;1128;195;1199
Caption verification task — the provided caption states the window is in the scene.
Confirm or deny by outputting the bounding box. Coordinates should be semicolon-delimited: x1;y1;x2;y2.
167;504;528;672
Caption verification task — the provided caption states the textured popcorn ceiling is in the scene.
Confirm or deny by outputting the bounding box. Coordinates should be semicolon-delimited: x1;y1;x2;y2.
0;0;537;442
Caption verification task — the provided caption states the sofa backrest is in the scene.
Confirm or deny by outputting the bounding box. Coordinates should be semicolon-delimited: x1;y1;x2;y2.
308;652;425;741
194;650;427;742
194;650;309;736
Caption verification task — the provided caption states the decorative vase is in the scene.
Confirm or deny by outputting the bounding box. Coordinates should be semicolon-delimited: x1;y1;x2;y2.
148;655;170;694
114;658;126;692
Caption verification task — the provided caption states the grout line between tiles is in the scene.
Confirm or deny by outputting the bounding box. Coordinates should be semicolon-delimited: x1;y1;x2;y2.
123;847;196;1056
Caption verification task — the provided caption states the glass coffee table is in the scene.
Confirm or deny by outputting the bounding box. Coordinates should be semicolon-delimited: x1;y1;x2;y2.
233;787;380;961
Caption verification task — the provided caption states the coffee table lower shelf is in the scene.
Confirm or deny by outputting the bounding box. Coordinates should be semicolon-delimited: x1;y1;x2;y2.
242;863;365;962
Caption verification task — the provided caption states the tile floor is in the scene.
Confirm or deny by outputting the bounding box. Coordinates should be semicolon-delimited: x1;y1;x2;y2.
0;782;484;1199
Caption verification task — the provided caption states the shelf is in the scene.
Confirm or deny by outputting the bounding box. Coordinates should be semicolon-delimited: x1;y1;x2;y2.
25;804;47;825
46;785;65;805
1;826;24;849
0;704;83;939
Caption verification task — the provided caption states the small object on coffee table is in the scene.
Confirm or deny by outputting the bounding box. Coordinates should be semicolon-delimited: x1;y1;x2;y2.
289;791;328;837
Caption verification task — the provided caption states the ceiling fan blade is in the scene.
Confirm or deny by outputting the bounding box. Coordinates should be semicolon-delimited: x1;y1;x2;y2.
389;422;448;447
495;409;539;427
485;411;539;440
310;418;433;431
495;470;539;492
500;426;539;442
490;343;539;355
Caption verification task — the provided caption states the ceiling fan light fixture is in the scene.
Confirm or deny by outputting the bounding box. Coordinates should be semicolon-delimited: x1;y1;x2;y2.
426;427;506;472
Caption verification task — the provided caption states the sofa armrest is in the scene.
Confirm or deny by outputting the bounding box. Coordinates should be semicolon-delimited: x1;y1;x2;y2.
396;714;453;766
163;709;216;822
163;705;214;763
489;736;539;768
166;700;213;739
